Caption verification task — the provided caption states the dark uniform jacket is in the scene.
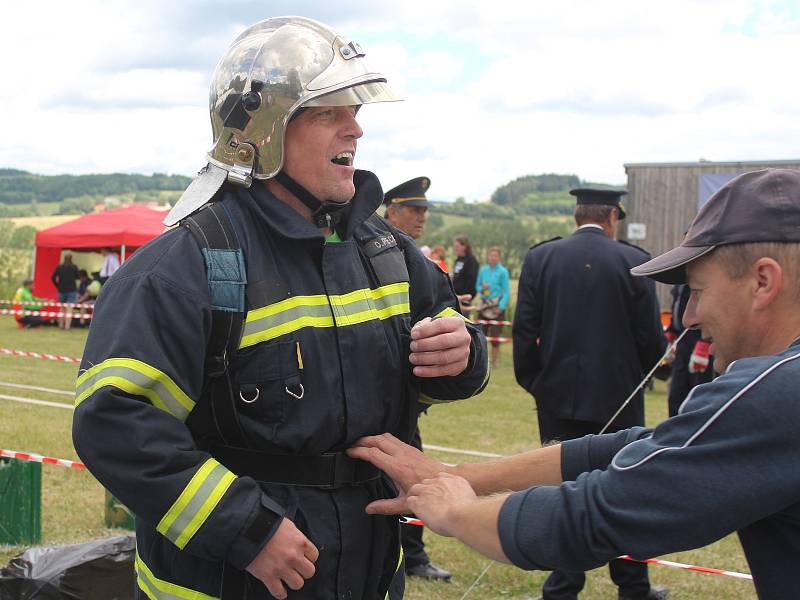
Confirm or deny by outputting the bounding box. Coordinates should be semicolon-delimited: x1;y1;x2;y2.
72;170;489;600
512;227;665;426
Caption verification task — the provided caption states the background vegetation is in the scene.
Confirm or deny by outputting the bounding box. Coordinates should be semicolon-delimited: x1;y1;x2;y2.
0;168;589;303
0;169;190;207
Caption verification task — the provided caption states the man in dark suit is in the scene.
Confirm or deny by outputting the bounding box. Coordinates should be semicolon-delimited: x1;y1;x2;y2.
383;176;452;584
512;187;668;600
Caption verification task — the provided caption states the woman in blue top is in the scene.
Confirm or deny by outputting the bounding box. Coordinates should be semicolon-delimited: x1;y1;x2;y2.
476;246;511;368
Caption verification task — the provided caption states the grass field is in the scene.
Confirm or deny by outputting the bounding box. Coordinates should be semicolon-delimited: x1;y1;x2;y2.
0;317;756;599
2;214;79;230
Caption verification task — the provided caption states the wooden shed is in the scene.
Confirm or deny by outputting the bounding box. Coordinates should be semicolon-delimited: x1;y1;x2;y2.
621;159;800;306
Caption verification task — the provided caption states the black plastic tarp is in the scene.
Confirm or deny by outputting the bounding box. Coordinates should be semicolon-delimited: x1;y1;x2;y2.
0;535;134;600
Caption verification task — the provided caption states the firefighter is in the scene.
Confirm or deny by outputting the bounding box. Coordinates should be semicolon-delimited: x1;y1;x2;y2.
73;16;489;600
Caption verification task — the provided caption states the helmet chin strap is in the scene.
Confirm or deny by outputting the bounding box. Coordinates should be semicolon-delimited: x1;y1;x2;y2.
274;171;348;229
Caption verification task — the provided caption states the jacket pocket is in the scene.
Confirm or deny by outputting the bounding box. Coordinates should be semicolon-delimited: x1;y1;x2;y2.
233;340;304;434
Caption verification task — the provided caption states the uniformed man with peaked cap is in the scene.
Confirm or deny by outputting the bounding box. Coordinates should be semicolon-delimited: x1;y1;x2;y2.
511;185;668;600
383;176;431;240
382;175;453;584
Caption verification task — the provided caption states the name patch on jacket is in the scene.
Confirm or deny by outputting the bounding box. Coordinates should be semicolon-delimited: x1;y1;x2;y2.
361;234;408;286
362;234;398;258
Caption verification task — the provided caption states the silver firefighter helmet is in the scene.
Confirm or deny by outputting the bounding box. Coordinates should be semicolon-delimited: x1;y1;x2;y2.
165;15;402;226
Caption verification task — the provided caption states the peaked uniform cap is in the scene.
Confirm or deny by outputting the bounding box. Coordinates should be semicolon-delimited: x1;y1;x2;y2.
570;186;627;219
383;176;431;208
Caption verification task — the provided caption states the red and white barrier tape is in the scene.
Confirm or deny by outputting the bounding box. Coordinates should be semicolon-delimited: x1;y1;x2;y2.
485;336;512;343
399;518;752;580
1;448;86;470
2;308;92;319
619;555;752;580
0;347;81;363
474;319;512;326
0;299;94;309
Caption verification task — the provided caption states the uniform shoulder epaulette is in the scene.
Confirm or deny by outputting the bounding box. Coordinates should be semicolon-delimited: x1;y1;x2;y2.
618;239;650;256
530;236;562;249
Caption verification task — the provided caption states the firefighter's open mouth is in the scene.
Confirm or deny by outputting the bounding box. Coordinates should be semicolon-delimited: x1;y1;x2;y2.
331;152;353;166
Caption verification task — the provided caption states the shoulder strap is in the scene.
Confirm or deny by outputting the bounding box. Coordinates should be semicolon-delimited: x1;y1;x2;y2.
184;202;249;447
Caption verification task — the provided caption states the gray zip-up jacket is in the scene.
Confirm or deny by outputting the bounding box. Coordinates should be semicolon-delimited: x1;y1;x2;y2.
499;339;800;600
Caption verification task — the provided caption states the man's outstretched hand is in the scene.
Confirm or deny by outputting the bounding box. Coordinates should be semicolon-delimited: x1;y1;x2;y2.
347;433;449;514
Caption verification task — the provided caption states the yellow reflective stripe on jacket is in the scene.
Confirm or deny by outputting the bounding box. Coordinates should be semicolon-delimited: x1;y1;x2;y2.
436;306;471;322
74;358;194;421
136;553;218;600
156;458;236;550
384;545;404;600
329;282;410;325
240;282;410;349
241;294;334;348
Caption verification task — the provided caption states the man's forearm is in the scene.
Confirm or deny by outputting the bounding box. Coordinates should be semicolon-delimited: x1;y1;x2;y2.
450;443;562;496
446;493;513;563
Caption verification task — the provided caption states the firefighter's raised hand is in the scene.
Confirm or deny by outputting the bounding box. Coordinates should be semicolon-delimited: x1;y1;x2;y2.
409;316;471;377
246;518;319;599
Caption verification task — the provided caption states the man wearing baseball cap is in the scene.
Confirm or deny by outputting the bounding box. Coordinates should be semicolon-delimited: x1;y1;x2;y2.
350;168;800;600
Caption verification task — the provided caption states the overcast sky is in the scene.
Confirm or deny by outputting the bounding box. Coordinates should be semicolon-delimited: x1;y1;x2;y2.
1;0;798;201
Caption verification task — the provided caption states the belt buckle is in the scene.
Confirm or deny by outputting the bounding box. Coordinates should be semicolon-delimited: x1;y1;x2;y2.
326;452;355;489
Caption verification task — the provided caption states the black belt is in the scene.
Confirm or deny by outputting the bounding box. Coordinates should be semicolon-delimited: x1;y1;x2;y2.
212;445;381;489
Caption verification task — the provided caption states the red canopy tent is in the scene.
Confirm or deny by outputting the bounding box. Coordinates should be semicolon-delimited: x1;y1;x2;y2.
33;204;169;299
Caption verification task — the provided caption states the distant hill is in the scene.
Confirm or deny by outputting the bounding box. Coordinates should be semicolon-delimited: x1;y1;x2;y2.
436;173;605;218
0;169;191;204
490;173;581;206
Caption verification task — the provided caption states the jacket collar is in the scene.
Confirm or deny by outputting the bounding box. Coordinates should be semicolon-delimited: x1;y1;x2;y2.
573;226;608;238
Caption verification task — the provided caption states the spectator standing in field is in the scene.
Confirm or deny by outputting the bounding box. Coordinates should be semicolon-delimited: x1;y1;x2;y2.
452;234;479;312
98;248;120;283
511;186;667;600
429;245;448;273
51;252;79;330
476;246;511;368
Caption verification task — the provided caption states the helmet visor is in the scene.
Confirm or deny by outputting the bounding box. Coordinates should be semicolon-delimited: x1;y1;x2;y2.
303;80;403;107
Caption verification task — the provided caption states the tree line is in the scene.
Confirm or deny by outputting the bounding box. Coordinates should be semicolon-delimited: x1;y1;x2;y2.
0;169;191;204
